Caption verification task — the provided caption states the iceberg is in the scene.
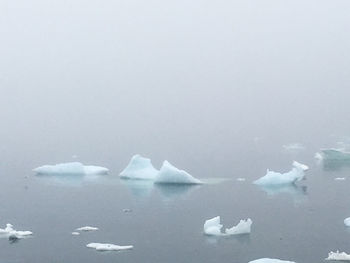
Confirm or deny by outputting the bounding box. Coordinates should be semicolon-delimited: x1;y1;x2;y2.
326;251;350;261
344;217;350;227
204;216;252;236
253;163;306;186
87;243;133;251
120;155;159;180
249;259;296;263
321;149;350;160
33;162;108;175
225;218;252;235
76;226;99;231
154;161;202;184
0;223;33;240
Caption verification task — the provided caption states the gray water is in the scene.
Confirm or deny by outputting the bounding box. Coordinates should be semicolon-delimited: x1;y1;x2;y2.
1;0;350;262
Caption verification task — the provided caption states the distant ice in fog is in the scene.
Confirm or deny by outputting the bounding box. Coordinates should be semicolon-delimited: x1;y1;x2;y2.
120;154;159;180
33;162;109;175
154;161;202;184
292;161;309;171
76;226;99;231
283;143;305;151
237;178;246;181
253;163;306;186
319;149;350;161
87;243;133;251
0;223;33;240
249;259;296;263
344;217;350;227
335;177;346;181
203;216;252;236
326;251;350;261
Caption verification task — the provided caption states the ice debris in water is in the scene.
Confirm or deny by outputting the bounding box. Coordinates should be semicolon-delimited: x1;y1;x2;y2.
320;149;350;161
326;251;350;261
314;152;323;160
76;226;99;231
33;162;108;175
87;243;133;251
203;216;252;236
154;161;202;184
249;259;296;263
72;232;80;236
253;162;306;186
283;143;305;151
237;178;246;181
335;177;346;181
292;161;309;171
120;155;159;180
344;217;350;227
0;223;33;240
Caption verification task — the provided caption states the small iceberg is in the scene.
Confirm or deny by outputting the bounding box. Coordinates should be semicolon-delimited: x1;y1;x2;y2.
72;232;80;236
321;149;350;161
0;223;33;240
344;217;350;227
253;163;306;186
33;162;108;175
154;161;202;184
87;243;133;251
120;155;159;180
249;259;296;263
203;216;252;236
76;226;99;231
292;161;309;171
335;177;346;181
326;251;350;261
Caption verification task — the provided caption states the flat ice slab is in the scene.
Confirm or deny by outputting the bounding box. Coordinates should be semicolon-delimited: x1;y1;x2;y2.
76;226;99;231
344;218;350;227
254;163;306;186
204;216;252;236
326;251;350;261
33;162;108;175
249;259;296;263
87;243;133;251
120;155;159;180
154;161;202;184
0;223;33;240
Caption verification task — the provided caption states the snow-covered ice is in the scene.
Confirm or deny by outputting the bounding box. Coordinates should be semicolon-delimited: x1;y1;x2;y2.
326;251;350;261
335;177;346;181
344;217;350;227
76;226;99;231
154;161;202;184
33;162;108;175
0;223;33;240
204;216;252;236
249;259;296;263
87;243;133;251
120;155;159;180
72;232;80;236
225;218;252;235
292;161;309;171
253;163;306;186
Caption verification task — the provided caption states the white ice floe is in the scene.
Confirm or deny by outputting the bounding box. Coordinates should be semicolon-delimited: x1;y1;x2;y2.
249;259;296;263
76;226;99;231
237;178;246;181
72;232;80;236
0;223;33;240
87;243;133;251
326;251;350;261
292;161;309;171
253;163;306;186
33;162;108;175
283;143;305;151
120;155;159;180
344;217;350;227
203;216;252;236
335;177;346;181
154;161;202;184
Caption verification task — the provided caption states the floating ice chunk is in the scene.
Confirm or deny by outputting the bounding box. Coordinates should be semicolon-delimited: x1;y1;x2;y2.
292;161;309;171
249;259;296;263
87;243;133;251
33;162;108;175
72;232;80;236
321;149;350;161
204;216;223;236
315;152;323;160
237;178;246;181
204;216;252;236
76;226;99;231
253;164;306;186
335;177;346;181
154;161;202;184
225;218;252;235
283;143;305;151
0;223;33;239
344;218;350;227
326;251;350;261
120;155;159;180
